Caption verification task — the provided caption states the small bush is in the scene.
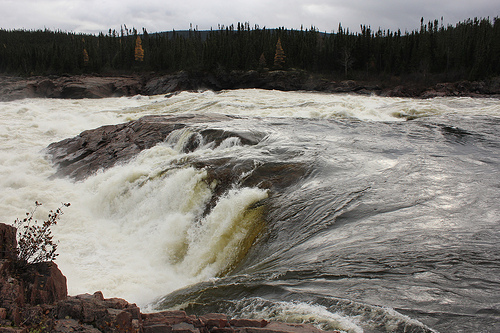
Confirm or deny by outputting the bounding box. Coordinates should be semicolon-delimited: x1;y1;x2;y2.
13;201;70;265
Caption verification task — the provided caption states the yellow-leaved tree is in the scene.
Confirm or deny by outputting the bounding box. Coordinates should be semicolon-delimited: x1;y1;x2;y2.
134;36;144;62
83;48;89;65
273;38;286;68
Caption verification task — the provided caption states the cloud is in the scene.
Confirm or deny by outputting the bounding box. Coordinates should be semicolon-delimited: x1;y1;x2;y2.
1;0;498;35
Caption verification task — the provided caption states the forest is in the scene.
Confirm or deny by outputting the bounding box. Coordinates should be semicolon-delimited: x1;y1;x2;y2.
0;17;499;81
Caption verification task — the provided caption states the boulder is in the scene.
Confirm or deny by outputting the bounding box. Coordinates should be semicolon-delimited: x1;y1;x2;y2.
27;262;67;305
230;318;268;328
46;114;263;181
199;313;230;329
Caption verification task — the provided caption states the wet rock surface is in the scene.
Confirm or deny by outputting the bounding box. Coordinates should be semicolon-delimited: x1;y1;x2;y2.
45;113;309;222
46;114;255;181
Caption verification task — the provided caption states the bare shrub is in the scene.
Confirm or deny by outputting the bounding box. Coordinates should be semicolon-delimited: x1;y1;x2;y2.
13;201;70;265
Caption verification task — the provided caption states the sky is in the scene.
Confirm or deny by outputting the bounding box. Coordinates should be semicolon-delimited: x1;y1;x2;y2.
1;0;499;35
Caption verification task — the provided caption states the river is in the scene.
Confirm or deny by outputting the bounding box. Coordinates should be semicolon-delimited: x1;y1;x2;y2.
0;90;499;332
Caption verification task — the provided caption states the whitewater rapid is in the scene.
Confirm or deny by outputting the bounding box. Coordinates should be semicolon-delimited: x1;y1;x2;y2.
1;90;499;332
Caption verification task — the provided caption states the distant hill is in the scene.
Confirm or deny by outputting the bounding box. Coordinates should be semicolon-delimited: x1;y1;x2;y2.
151;30;211;41
150;29;329;41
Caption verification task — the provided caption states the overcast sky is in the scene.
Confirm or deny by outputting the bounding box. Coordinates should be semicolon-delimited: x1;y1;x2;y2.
1;0;499;35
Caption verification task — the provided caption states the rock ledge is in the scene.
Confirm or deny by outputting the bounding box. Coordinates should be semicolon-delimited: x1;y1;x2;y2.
1;72;499;101
1;223;336;332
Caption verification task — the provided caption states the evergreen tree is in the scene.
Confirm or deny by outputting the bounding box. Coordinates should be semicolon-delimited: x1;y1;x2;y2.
0;17;498;79
259;52;267;68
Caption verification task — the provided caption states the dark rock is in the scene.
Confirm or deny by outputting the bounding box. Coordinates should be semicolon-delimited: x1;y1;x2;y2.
0;75;144;101
46;114;262;181
144;324;173;333
171;322;199;332
53;319;101;333
0;224;17;260
143;72;199;95
0;327;28;333
2;73;500;101
0;308;6;320
35;79;56;97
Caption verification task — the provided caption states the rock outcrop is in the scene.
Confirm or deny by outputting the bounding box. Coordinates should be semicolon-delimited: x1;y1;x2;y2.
46;114;264;181
0;75;143;101
45;114;309;215
1;72;499;101
1;223;336;332
0;224;17;261
0;222;68;330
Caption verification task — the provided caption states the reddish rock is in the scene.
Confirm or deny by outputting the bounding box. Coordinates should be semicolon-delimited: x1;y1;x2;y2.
0;223;17;260
28;262;67;305
199;313;230;329
0;224;336;333
143;310;196;326
107;308;133;332
0;308;6;320
210;328;235;333
103;297;131;310
230;318;268;328
93;290;105;301
0;261;24;312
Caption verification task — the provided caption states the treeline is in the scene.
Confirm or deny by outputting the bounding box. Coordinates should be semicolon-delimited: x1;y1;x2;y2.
0;17;499;80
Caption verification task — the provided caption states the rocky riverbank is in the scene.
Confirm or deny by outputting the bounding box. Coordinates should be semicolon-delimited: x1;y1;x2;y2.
1;223;337;333
1;71;499;101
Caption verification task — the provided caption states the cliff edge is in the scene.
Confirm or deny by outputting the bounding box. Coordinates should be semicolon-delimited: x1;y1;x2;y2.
0;223;336;333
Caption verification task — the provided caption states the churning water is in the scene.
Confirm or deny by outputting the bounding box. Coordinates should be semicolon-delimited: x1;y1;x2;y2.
1;90;499;332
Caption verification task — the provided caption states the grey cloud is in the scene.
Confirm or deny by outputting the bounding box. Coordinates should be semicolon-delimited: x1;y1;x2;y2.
1;0;498;34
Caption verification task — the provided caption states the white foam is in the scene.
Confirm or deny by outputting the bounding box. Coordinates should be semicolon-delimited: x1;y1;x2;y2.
0;92;498;307
52;145;267;306
234;298;363;333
